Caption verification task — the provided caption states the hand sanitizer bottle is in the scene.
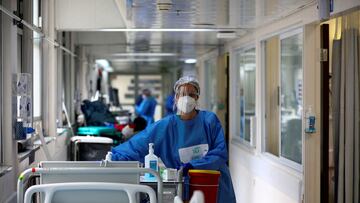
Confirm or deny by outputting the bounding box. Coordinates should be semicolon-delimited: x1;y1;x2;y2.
145;143;158;180
305;106;316;133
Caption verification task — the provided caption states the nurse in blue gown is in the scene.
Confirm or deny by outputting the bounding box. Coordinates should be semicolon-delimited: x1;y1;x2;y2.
135;88;157;128
112;76;236;203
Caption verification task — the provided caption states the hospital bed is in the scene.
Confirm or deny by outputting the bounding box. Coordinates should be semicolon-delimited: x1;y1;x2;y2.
23;183;203;203
24;182;157;203
17;161;164;203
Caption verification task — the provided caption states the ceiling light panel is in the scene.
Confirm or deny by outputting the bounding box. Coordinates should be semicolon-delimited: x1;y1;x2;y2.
112;58;163;62
112;53;177;56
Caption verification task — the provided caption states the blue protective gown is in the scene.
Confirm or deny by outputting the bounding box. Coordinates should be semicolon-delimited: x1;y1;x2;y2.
135;96;157;128
165;93;175;115
112;110;236;203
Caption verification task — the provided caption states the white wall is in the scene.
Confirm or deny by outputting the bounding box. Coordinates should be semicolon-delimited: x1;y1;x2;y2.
18;132;69;173
37;133;68;162
229;144;302;203
0;170;16;203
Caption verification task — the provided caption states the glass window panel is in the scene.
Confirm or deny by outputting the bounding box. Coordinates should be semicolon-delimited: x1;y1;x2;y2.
204;58;217;112
238;48;256;143
280;33;303;164
238;51;245;140
33;0;39;27
244;48;256;142
33;36;41;118
235;47;256;144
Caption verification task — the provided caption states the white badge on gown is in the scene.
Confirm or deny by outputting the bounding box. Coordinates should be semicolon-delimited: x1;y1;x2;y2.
178;144;209;163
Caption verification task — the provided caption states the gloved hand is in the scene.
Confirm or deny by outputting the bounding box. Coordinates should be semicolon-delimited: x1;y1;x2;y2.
181;162;193;176
180;163;193;201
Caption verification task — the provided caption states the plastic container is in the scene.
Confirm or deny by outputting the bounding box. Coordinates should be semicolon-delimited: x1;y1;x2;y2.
144;143;158;180
77;126;122;144
77;126;116;136
305;106;316;133
70;136;113;161
188;169;221;203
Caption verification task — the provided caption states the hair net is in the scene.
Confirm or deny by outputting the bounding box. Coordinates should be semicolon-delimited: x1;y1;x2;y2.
173;75;200;95
142;88;151;96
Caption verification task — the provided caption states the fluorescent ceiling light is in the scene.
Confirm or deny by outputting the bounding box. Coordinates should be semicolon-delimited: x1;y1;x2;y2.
106;67;114;72
112;58;162;62
112;53;176;57
185;59;197;64
98;28;218;32
95;59;113;72
96;59;110;67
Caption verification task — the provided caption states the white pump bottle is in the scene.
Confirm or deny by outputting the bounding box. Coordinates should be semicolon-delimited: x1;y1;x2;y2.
145;143;158;180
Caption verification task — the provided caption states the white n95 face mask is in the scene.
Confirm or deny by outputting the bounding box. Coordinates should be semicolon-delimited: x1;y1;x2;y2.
177;96;196;114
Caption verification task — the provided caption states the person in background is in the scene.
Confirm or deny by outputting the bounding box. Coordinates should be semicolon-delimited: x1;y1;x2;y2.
133;116;147;132
121;116;148;141
135;94;143;106
135;88;157;128
112;76;236;203
165;90;176;115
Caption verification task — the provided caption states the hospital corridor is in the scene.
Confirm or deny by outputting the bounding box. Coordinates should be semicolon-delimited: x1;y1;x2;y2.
0;0;360;202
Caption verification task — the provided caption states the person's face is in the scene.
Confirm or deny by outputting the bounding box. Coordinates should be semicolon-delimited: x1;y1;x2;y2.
142;89;151;97
175;84;199;101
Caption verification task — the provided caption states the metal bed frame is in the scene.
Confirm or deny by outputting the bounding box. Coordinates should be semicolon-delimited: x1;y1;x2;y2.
17;161;163;203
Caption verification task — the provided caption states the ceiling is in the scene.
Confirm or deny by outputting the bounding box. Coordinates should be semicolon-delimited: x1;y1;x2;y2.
56;0;315;73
